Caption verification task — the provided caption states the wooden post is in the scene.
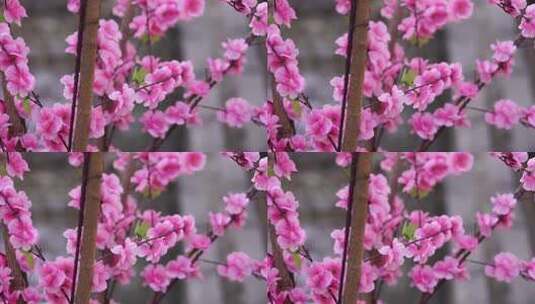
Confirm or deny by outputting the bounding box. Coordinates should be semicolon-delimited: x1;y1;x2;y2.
74;152;103;304
340;0;372;151
72;0;102;151
341;152;372;303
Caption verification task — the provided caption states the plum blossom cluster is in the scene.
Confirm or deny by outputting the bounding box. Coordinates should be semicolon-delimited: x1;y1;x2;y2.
265;153;306;251
120;152;207;194
1;0;266;152
262;152;535;303
391;152;474;194
0;1;33;97
492;152;535;192
0;154;37;251
389;0;474;40
265;0;535;152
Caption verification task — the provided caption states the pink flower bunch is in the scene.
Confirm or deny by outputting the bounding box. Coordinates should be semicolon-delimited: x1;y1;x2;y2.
135;58;195;109
491;152;535;191
492;152;529;171
406;61;464;111
66;0;80;13
396;0;474;41
266;153;306;251
335;0;351;14
35;104;73;151
136;34;254;139
217;97;255;127
476;40;517;87
66;172;133;260
129;0;205;38
520;158;535;191
273;0;297;28
0;155;37;254
485;252;521;283
488;0;527;17
141;264;170;292
484;99;528;130
3;0;27;25
136;153;263;292
490;193;517;216
37;256;74;302
267;26;305;99
0;23;35;98
335;173;401;253
409;264;439;293
129;152;206;193
217;251;258;282
137;213;196;263
409;112;438;140
406;213;466;263
65;20;125;98
107;84;138;130
209;190;251;237
397;152;473;194
305;104;342;151
165;255;199;281
305;257;342;300
519;4;535;38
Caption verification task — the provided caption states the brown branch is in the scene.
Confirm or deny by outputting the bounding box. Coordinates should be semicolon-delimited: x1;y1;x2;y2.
339;0;372;151
269;225;295;298
72;0;102;151
1;224;27;303
341;152;372;303
0;157;26;302
74;152;103;304
271;77;295;141
1;75;26;151
267;154;294;301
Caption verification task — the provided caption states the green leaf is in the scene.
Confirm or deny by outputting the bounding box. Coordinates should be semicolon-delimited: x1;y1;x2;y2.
140;34;161;44
0;12;5;23
267;163;275;177
22;250;35;270
409;36;430;47
292;252;302;269
291;99;302;117
142;187;162;199
408;187;430;199
400;68;417;87
0;162;6;176
23;96;31;115
134;221;150;239
132;67;148;85
401;221;417;241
